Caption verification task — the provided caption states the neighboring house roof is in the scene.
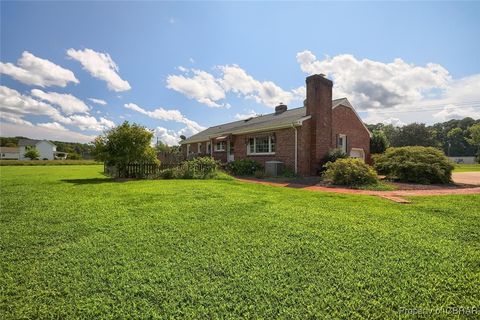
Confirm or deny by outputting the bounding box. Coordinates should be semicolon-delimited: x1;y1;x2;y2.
0;147;20;153
18;139;56;147
181;98;368;144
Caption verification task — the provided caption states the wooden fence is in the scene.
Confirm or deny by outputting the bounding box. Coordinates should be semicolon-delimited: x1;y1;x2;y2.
104;163;161;178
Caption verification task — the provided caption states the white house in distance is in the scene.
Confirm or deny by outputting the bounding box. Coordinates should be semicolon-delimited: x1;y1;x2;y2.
0;147;20;159
18;139;67;160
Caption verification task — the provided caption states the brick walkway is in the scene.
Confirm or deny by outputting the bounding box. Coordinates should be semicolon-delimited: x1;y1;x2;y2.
236;178;480;203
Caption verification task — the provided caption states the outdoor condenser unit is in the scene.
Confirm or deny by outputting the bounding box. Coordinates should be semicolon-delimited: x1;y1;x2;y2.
265;161;284;176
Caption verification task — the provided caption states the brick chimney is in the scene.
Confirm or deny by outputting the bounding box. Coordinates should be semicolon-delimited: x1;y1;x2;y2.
306;74;333;174
275;103;287;114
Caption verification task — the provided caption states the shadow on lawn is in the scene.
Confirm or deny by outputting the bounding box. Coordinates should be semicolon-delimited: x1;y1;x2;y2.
61;178;129;185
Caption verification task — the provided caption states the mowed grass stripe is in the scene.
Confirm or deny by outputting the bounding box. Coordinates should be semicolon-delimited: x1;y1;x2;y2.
0;165;479;319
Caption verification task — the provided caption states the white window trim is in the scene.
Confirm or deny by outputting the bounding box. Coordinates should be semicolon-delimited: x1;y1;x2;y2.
247;136;276;155
207;141;212;154
198;143;202;153
338;134;347;153
350;148;365;161
214;141;226;152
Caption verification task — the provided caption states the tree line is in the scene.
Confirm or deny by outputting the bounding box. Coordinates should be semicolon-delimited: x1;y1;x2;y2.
367;117;480;158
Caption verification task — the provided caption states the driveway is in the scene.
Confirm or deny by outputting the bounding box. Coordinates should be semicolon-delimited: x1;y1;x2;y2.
452;172;480;185
237;178;480;204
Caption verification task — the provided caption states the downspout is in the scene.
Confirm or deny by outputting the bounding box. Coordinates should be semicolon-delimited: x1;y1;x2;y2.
292;124;298;174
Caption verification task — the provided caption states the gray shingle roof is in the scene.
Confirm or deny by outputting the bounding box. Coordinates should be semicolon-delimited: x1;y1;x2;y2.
181;98;350;144
18;139;41;146
18;139;56;147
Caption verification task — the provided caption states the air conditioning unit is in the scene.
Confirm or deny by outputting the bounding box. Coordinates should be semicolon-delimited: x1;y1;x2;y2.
265;161;284;176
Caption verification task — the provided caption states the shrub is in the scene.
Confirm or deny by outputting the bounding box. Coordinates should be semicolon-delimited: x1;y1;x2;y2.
254;170;265;179
159;168;175;179
68;153;82;160
324;158;378;186
227;159;263;176
373;146;453;184
324;148;348;163
173;157;219;179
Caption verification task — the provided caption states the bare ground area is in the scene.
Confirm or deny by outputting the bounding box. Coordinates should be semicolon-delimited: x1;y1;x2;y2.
238;176;480;203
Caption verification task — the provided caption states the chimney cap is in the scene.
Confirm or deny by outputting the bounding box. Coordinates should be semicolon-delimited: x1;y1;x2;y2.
306;74;333;86
275;103;288;114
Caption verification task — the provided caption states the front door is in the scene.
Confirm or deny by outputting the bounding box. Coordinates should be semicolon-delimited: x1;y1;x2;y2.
227;141;235;162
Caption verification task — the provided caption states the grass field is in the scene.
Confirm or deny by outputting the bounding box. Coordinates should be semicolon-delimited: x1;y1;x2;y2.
0;159;100;166
1;165;479;319
453;164;480;172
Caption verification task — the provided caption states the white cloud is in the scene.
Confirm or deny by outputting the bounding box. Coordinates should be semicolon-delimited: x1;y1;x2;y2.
88;98;107;105
0;51;79;87
433;104;480;121
0;122;95;143
155;125;201;146
166;65;303;108
31;89;89;115
124;103;205;133
0;85;115;132
219;65;295;106
297;50;480;124
234;110;260;120
167;69;226;107
296;50;451;109
155;126;182;145
37;122;68;131
67;48;131;92
0;85;63;122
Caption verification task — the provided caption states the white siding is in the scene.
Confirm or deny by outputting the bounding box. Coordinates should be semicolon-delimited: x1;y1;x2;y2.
0;152;19;159
19;141;56;160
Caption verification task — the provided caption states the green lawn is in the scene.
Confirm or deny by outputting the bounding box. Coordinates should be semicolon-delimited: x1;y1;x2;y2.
453;163;480;172
1;166;479;319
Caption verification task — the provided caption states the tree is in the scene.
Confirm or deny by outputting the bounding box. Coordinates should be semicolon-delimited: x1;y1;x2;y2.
390;123;437;147
370;130;389;154
466;123;480;161
92;121;159;172
24;148;40;160
155;141;171;153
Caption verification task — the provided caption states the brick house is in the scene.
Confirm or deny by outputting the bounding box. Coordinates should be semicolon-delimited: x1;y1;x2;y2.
180;74;371;175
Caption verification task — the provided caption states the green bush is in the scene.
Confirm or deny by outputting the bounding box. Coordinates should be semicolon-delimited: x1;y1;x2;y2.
171;157;219;179
227;159;263;176
254;170;265;179
373;146;453;184
323;148;348;163
68;153;82;160
324;158;378;186
159;168;175;179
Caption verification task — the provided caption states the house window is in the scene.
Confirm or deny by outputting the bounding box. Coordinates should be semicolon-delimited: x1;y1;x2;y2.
247;135;275;155
198;143;202;153
337;134;347;153
214;141;226;152
207;142;211;154
187;144;190;154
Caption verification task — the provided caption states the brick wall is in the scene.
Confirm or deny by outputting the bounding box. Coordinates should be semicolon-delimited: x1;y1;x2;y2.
232;128;296;172
332;105;371;161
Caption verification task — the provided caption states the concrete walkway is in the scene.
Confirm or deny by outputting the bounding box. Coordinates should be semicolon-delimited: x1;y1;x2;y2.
237;178;480;203
452;172;480;185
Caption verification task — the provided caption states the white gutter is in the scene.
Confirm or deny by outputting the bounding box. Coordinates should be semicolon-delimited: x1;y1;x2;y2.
293;125;298;174
180;116;312;145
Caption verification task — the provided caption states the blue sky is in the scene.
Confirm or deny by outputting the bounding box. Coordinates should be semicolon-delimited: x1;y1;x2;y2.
1;1;480;143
